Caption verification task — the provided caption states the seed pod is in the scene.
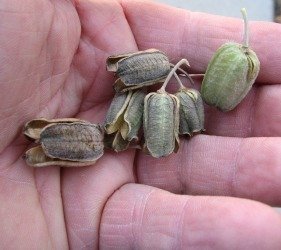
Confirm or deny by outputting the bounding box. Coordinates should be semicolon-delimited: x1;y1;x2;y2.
104;91;132;134
107;49;171;92
144;91;180;158
23;119;104;167
104;89;145;152
120;89;146;141
201;9;260;112
176;88;205;136
104;89;146;142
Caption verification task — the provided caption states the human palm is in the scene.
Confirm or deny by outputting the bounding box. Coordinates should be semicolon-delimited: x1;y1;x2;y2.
1;0;281;249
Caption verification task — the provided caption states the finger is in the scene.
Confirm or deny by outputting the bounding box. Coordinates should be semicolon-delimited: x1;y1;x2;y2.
0;152;68;248
121;0;281;84
61;1;140;243
61;151;135;249
100;184;281;249
137;135;281;206
72;0;138;112
204;84;281;137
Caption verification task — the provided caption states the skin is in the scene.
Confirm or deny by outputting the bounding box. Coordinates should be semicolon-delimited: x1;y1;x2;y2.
0;0;281;249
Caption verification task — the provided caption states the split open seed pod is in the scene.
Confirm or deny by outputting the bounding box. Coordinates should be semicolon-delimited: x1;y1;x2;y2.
120;89;146;141
104;91;132;135
104;89;146;152
23;118;104;167
107;49;171;92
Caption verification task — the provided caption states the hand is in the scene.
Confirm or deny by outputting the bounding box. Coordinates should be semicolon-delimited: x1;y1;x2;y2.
1;0;281;249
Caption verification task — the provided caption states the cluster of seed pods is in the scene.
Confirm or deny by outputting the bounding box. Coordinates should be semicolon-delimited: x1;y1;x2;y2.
104;8;260;158
23;8;259;166
104;50;205;158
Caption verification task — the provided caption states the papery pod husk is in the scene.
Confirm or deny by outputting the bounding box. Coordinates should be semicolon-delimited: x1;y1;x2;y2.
120;88;146;141
24;121;104;167
103;133;116;149
24;146;102;167
104;131;141;152
176;88;205;136
24;118;84;141
144;92;180;158
103;131;129;152
201;43;260;111
107;49;171;92
112;131;130;152
104;91;132;134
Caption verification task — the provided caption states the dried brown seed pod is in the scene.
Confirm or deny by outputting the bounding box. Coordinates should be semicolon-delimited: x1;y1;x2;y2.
120;89;146;141
104;132;141;153
175;88;205;136
23;119;104;167
201;8;260;111
107;49;171;92
104;91;132;134
143;91;180;158
104;89;146;152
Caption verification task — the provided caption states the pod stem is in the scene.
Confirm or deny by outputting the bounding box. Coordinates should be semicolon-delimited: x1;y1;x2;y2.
160;59;193;92
189;74;205;78
241;8;249;48
170;63;195;86
173;72;185;89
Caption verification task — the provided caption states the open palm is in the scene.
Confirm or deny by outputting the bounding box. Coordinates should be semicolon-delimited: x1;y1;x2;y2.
1;0;281;249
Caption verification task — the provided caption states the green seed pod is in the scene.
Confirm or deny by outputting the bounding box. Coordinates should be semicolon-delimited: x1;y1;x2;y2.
143;91;180;158
176;88;205;136
107;49;171;92
201;9;260;112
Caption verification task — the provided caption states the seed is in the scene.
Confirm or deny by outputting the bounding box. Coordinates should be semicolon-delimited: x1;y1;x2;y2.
201;8;260;111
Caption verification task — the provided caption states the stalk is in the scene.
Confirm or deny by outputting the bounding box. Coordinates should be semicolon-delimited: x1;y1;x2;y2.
159;59;192;92
241;8;249;48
